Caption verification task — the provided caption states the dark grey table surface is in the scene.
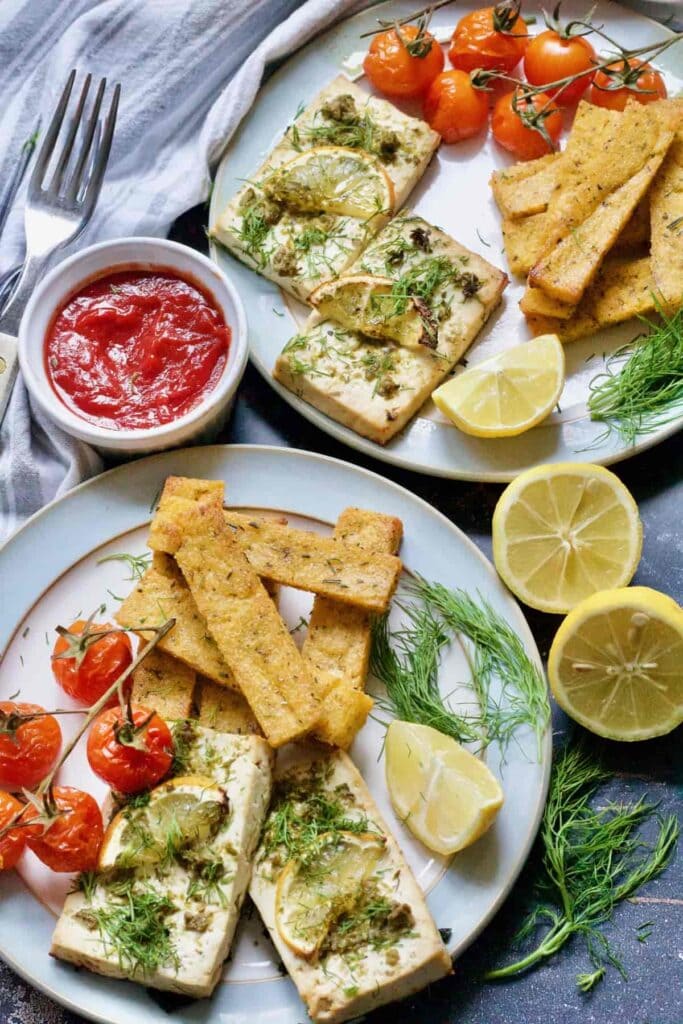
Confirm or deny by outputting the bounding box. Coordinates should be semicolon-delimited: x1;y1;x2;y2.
2;197;682;1024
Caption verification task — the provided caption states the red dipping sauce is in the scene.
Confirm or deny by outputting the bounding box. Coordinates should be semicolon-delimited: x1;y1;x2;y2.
45;268;231;430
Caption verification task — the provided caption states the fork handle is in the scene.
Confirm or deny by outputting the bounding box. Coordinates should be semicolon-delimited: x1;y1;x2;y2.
0;330;19;426
0;252;49;336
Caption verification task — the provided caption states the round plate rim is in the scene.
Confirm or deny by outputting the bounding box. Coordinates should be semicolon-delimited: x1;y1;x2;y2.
0;443;551;1023
209;0;683;481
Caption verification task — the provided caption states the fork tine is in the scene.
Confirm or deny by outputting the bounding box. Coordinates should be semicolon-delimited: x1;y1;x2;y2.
80;83;120;212
66;76;106;203
50;73;91;194
30;69;76;190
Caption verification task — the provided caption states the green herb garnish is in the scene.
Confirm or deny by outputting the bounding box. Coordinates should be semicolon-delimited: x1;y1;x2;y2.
587;304;683;444
485;743;679;989
97;551;151;582
86;887;179;976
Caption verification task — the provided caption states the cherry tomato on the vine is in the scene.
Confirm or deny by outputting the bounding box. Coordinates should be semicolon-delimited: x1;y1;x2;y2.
364;24;444;99
25;786;103;872
0;702;62;791
587;59;667;111
87;705;174;794
449;2;528;75
52;619;133;706
0;791;30;870
423;70;489;143
492;89;563;161
524;30;596;105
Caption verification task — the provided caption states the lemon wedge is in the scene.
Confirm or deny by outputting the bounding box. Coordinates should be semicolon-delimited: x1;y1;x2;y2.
263;146;394;219
492;463;643;614
310;273;434;349
98;775;228;871
274;830;385;959
432;334;565;437
548;587;683;741
385;721;503;857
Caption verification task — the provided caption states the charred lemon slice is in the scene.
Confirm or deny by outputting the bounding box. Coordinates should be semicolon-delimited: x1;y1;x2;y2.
310;273;435;349
263;146;394;219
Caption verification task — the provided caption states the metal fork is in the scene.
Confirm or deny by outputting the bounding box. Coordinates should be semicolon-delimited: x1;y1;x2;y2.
0;70;120;424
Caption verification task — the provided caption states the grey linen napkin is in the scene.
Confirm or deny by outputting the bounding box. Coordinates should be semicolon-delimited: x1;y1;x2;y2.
0;0;369;541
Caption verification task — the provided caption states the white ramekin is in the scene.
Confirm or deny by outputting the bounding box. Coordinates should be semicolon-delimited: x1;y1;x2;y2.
18;237;248;457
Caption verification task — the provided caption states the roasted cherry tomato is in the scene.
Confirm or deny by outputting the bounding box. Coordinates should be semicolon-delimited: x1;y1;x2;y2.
364;24;444;99
25;786;103;872
492;89;563;160
587;59;667;111
0;791;30;870
448;1;528;75
87;705;174;794
0;702;62;791
52;619;133;706
523;30;596;105
423;70;489;143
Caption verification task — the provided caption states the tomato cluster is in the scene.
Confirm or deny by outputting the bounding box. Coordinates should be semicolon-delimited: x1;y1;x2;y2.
363;3;667;161
1;619;175;877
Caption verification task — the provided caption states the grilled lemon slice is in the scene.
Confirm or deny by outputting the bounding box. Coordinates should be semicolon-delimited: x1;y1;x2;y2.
263;146;394;219
310;273;435;349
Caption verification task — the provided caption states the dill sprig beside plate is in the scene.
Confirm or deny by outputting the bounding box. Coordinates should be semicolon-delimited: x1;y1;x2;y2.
485;743;679;990
588;305;683;444
370;577;550;756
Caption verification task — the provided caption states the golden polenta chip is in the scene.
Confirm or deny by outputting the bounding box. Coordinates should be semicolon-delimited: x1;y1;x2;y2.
650;129;683;313
490;152;560;219
194;676;263;736
130;648;196;721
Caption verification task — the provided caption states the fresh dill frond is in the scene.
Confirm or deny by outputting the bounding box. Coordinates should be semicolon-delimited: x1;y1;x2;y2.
73;870;98;903
186;858;230;907
87;887;179;976
485;743;680;990
97;551;151;582
170;720;197;776
587;304;683;444
371;600;482;745
409;578;550;756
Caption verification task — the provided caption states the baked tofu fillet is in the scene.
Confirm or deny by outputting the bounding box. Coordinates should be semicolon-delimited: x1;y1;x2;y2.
274;212;507;444
250;748;452;1023
51;727;272;998
173;495;323;747
149;480;403;614
210;76;439;303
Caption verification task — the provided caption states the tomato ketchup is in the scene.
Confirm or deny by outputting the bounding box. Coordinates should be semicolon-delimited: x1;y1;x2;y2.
45;268;230;430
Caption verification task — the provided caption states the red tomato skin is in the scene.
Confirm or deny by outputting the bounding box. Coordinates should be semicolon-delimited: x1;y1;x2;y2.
448;7;528;75
492;90;563;160
364;25;444;99
587;61;667;111
87;706;173;794
0;791;28;870
26;786;103;873
423;70;489;143
0;703;62;791
523;31;596;105
52;620;133;706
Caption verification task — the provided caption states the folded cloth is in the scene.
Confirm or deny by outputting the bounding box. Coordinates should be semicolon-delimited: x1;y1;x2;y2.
0;0;370;542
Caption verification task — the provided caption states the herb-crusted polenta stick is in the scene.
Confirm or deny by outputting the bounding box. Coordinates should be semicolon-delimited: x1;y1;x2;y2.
129;648;196;720
173;496;323;748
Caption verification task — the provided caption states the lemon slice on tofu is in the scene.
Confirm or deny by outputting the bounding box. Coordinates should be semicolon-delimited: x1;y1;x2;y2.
263;146;394;219
548;587;683;741
275;830;386;959
310;274;436;349
98;775;228;871
385;721;503;857
492;463;643;614
432;334;565;437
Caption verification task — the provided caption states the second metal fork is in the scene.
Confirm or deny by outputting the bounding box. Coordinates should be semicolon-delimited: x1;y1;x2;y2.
0;70;120;424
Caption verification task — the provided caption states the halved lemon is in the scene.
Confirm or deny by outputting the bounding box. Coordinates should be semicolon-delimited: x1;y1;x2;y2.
274;830;385;959
310;274;434;349
432;334;565;438
98;775;227;871
492;463;643;614
548;587;683;741
385;721;503;857
263;146;394;219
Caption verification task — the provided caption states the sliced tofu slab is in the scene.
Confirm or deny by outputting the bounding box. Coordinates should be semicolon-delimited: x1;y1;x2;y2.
274;212;507;444
250;747;451;1023
51;727;272;998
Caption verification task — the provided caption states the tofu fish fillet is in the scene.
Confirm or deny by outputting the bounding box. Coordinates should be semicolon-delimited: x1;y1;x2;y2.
250;748;452;1023
51;727;273;998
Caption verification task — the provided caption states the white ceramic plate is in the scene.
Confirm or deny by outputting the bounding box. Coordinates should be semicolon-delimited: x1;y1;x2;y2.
210;0;683;481
0;445;549;1024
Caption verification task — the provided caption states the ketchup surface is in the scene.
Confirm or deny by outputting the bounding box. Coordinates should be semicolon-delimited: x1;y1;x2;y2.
45;268;230;430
